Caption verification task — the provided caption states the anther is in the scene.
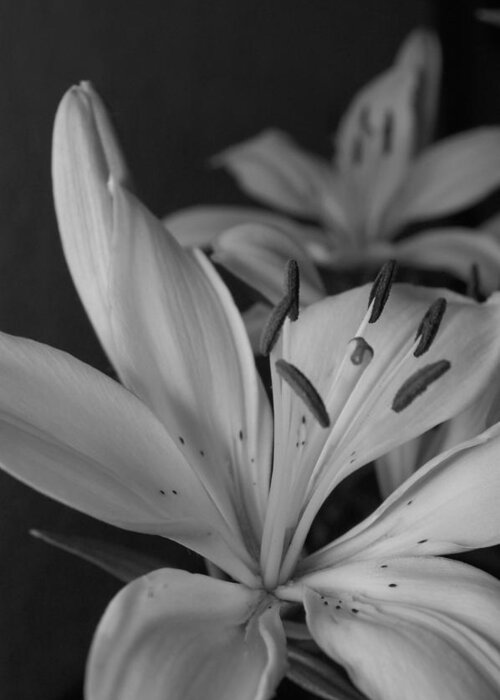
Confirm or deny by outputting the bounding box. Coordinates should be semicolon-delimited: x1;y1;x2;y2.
392;360;451;413
414;298;447;357
349;337;374;366
382;111;394;154
368;260;397;323
259;259;300;355
467;263;486;302
275;359;330;428
286;259;300;321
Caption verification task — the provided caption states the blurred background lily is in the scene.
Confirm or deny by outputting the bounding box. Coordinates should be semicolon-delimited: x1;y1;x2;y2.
166;29;500;310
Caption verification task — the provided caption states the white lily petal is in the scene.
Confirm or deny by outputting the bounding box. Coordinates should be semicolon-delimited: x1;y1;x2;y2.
214;129;338;220
163;204;328;255
335;47;419;240
374;434;428;499
267;285;500;580
375;371;500;497
0;332;257;583
384;128;500;233
87;568;286;700
109;182;273;544
393;227;500;293
302;423;500;572
395;29;441;149
300;558;500;700
482;211;500;239
477;9;500;27
212;223;325;306
53;84;272;555
52;83;127;361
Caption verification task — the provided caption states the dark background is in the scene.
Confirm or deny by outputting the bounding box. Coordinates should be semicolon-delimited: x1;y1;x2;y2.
0;1;498;698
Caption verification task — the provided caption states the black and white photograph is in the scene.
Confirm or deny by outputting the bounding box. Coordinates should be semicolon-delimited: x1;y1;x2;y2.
1;1;500;698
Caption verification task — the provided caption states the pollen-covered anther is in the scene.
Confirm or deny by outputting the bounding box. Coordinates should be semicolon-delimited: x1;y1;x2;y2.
349;337;374;366
285;259;300;321
275;359;330;428
368;260;397;323
414;298;447;357
392;359;451;413
259;259;300;355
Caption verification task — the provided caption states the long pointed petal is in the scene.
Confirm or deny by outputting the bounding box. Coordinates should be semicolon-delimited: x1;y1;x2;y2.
86;568;286;700
302;422;500;571
335;40;420;239
109;182;273;544
214;129;340;221
164;204;329;258
395;29;441;149
0;333;257;583
393;227;500;293
300;557;500;700
384;128;500;234
52;85;273;546
212;223;325;306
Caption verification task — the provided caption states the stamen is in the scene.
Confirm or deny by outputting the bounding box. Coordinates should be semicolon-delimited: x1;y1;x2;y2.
349;337;374;366
259;259;300;355
382;112;394;154
359;106;372;135
275;359;330;428
352;137;363;165
414;298;447;357
286;259;300;321
392;360;451;413
467;263;486;302
368;260;397;323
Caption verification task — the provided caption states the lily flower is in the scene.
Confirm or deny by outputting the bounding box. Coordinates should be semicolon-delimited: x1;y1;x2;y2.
166;28;500;300
0;82;484;699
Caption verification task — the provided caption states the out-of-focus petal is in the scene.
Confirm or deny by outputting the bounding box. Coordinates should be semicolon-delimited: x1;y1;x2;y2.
477;9;500;27
302;423;500;571
395;29;441;149
384;128;500;234
109;182;273;544
242;303;273;354
335;46;419;240
214;129;339;220
87;568;286;700
0;332;257;583
163;204;327;253
212;223;325;306
393;227;500;293
300;557;500;700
